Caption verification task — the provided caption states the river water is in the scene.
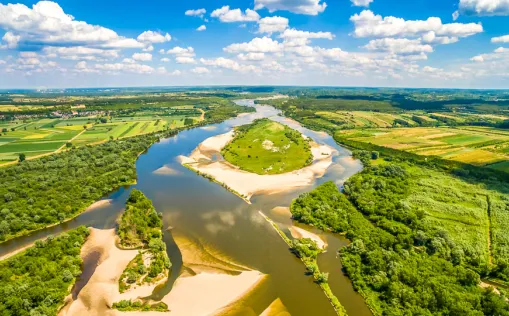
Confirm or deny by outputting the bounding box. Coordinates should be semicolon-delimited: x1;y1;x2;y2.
0;100;370;316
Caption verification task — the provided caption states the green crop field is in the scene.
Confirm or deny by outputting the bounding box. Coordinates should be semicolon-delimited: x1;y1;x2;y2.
221;119;313;175
340;127;509;169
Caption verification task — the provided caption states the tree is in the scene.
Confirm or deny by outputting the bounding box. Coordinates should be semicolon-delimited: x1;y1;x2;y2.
66;142;72;148
18;153;26;162
1;128;7;133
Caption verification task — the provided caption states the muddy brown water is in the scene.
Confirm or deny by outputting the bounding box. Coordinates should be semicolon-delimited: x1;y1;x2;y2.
0;100;371;316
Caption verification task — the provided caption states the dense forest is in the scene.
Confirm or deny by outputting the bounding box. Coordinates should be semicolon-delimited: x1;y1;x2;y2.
0;101;250;242
0;226;89;316
117;189;170;294
291;180;509;315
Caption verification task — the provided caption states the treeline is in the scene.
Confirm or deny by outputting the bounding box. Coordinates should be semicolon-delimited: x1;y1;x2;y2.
0;226;90;316
0;102;250;243
291;182;509;315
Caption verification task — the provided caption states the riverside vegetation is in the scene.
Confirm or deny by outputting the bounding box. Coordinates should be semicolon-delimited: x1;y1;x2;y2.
291;166;509;314
0;226;90;316
117;189;171;293
221;118;313;175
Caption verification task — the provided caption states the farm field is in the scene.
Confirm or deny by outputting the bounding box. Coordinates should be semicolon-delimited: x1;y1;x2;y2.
221;118;313;175
315;111;418;128
0;115;199;164
340;126;509;169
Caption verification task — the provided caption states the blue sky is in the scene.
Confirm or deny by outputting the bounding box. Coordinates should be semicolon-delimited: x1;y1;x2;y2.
0;0;508;89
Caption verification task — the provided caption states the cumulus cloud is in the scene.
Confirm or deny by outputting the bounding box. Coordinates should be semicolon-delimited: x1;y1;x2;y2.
254;0;327;15
95;62;155;74
492;34;509;43
364;38;434;55
43;46;120;60
280;28;334;40
191;66;210;74
176;56;196;64
351;0;374;7
137;31;171;43
0;1;143;50
132;53;152;61
237;53;266;61
350;10;483;39
197;25;207;31
456;0;509;17
211;6;260;23
200;57;259;72
258;16;289;34
185;8;206;18
161;57;170;62
224;37;282;53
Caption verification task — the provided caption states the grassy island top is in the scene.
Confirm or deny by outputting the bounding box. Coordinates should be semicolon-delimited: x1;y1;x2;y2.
221;119;313;175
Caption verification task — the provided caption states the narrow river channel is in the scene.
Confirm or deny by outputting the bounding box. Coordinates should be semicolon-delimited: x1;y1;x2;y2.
0;100;371;316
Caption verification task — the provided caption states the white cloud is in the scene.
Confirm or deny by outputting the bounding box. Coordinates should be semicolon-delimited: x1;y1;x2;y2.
197;25;207;31
161;57;170;62
185;8;206;18
351;0;374;7
457;0;509;17
471;55;484;62
0;1;144;49
1;32;20;49
169;70;182;76
237;53;266;61
165;46;195;57
95;63;155;74
350;10;483;38
364;38;434;55
132;53;152;61
280;28;334;40
191;67;210;74
492;34;509;43
421;31;459;44
43;46;119;60
254;0;327;15
224;37;282;53
143;45;154;52
211;6;260;23
137;31;171;43
176;56;196;64
122;58;135;63
200;57;259;73
258;16;289;34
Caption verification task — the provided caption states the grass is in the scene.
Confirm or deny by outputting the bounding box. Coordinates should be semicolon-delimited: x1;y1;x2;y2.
221;119;313;175
340;127;509;169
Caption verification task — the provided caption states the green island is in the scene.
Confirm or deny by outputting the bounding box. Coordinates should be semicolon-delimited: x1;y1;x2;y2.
0;226;90;316
117;189;171;295
221;118;313;175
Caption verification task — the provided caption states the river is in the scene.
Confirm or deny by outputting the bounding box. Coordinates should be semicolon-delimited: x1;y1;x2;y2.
0;100;370;316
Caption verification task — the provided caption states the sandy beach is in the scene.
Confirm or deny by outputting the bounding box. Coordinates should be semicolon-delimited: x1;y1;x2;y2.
85;199;113;211
153;165;182;175
60;228;138;316
289;226;327;250
61;227;267;316
180;130;334;202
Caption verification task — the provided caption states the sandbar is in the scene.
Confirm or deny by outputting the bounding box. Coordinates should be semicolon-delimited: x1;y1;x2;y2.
289;226;327;250
180;130;334;202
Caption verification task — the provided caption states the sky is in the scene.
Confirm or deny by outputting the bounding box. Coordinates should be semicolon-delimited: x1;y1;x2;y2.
0;0;508;89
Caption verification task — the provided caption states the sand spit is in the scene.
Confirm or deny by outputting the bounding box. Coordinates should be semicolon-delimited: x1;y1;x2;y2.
85;199;113;212
180;131;334;202
289;226;327;250
271;207;292;217
153;165;182;176
260;298;291;316
61;228;138;316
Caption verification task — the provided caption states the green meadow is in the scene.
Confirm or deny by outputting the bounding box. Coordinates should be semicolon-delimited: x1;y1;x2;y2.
221;119;313;175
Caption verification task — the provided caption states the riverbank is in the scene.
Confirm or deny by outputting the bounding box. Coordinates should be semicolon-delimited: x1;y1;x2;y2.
180;130;335;203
